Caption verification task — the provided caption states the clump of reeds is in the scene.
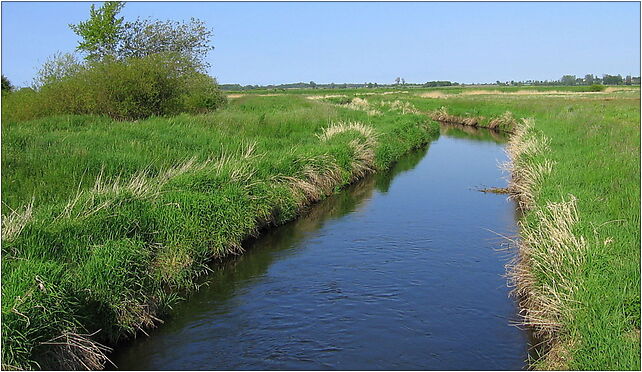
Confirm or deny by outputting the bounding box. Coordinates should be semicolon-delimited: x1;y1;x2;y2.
488;111;518;131
38;331;113;371
429;106;480;126
345;97;382;116
285;120;380;206
379;100;421;114
283;154;344;206
507;196;587;338
317;121;378;143
321;96;381;116
318;120;379;181
502;118;552;210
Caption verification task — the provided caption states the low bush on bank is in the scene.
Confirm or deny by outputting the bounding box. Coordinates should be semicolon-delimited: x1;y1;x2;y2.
2;53;226;122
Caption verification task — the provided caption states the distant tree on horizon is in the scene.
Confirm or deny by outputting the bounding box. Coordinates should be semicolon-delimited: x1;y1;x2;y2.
561;75;577;85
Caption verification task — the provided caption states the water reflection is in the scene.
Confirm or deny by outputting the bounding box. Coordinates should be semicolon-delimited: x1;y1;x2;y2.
439;122;508;143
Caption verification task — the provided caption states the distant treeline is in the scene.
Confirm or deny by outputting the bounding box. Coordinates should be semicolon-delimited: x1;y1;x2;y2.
495;74;640;87
219;74;640;91
219;80;459;91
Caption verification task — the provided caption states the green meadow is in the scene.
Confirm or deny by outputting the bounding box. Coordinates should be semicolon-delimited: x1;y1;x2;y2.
1;94;439;369
2;84;640;370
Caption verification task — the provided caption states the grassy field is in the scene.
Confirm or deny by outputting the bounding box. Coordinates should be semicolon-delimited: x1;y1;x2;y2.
2;85;639;370
1;94;439;369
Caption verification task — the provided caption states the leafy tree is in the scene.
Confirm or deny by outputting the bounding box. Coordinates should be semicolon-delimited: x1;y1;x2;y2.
584;74;594;85
309;81;317;89
119;18;214;71
2;74;13;92
69;1;125;61
394;77;401;85
70;2;214;71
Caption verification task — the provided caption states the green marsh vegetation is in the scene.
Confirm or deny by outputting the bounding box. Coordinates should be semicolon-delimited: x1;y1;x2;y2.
2;92;439;369
387;88;640;370
502;93;640;370
4;74;638;369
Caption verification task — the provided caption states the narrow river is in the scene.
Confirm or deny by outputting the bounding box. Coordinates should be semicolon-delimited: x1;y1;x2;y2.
111;125;532;370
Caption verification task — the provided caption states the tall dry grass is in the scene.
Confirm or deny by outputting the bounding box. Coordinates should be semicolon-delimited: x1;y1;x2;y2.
504;118;588;367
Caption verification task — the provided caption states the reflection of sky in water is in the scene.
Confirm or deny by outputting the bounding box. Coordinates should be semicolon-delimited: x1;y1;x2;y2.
111;129;531;371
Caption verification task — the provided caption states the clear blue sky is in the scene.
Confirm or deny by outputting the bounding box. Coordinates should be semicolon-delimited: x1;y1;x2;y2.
2;1;640;87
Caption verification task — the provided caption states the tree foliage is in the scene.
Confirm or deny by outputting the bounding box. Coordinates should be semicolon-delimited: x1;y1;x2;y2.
120;18;214;71
2;74;13;92
5;54;226;122
33;52;84;88
602;74;624;85
69;1;125;61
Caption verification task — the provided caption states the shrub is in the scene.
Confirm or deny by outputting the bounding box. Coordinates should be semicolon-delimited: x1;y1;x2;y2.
82;54;188;119
587;84;606;92
3;53;226;122
181;73;227;114
2;88;46;123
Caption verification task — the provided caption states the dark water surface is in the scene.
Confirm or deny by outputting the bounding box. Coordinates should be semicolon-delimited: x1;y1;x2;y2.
111;125;531;370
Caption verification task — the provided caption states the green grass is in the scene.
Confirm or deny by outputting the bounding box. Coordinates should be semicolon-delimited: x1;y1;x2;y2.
3;86;639;370
1;94;439;369
387;88;639;370
506;95;640;370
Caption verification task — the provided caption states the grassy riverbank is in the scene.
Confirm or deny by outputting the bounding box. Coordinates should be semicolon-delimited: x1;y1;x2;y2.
503;94;640;370
403;87;639;369
1;95;439;369
300;85;640;369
